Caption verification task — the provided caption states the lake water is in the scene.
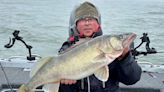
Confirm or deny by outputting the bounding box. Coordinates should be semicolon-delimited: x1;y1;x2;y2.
0;0;164;64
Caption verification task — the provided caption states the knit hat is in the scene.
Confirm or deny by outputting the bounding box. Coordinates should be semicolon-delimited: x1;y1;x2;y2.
74;2;99;23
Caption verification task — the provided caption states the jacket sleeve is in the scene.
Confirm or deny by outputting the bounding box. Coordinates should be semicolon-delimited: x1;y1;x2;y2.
116;52;142;85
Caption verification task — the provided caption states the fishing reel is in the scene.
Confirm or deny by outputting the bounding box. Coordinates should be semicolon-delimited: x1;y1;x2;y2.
131;33;161;59
4;30;35;61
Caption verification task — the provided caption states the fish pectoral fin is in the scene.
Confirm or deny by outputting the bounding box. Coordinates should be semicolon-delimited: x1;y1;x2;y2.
94;66;109;82
42;83;60;92
30;56;54;77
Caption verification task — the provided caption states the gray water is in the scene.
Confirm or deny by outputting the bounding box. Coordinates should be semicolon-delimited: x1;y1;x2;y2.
0;0;164;64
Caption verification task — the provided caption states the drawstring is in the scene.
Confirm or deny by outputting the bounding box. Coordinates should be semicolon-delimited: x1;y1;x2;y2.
81;77;90;92
87;77;90;92
81;78;106;92
81;79;84;90
102;82;106;88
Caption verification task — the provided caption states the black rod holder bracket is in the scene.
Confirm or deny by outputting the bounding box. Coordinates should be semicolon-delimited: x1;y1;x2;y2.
131;33;160;59
4;30;35;61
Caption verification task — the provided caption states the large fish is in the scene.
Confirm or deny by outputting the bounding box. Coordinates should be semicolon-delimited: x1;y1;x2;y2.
17;33;136;92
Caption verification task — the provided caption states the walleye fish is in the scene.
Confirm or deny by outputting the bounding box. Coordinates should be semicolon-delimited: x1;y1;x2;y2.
17;33;136;92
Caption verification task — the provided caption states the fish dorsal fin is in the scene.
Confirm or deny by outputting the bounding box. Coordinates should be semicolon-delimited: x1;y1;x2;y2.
42;83;60;92
30;56;54;77
94;66;109;82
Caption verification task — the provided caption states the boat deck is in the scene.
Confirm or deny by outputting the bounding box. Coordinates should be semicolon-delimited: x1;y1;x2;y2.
0;67;164;92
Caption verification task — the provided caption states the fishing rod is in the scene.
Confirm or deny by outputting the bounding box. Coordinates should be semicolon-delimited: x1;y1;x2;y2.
0;62;14;92
4;30;36;61
131;33;164;59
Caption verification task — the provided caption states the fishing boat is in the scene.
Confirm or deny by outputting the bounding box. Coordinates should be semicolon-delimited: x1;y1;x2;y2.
1;31;164;92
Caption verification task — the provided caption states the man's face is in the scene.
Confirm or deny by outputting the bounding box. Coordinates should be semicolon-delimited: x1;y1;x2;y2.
76;17;100;37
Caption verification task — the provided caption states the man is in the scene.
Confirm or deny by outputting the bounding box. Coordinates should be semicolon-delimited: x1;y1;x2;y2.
58;1;141;92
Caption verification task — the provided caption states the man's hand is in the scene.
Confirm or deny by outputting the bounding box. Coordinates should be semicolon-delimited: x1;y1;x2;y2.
60;79;77;85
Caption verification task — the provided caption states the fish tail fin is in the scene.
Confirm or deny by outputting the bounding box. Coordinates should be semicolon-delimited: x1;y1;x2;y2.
17;84;28;92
